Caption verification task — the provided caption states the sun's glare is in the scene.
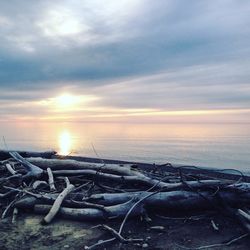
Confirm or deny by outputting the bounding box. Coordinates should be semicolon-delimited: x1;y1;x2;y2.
56;93;81;108
59;131;72;155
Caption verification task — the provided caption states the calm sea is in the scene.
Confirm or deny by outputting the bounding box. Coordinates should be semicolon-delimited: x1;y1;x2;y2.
0;122;249;171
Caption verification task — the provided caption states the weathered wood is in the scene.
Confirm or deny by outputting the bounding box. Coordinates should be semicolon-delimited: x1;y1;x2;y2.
42;183;75;224
27;157;143;177
9;152;43;179
35;199;143;221
0;150;56;160
5;163;17;175
47;168;56;191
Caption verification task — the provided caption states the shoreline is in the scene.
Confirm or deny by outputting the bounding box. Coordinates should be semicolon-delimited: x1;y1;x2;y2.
0;150;250;249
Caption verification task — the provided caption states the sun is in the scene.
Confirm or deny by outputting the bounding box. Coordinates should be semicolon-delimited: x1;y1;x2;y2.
56;93;81;108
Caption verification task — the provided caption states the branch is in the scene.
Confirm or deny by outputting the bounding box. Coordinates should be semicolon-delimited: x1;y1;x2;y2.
42;183;75;224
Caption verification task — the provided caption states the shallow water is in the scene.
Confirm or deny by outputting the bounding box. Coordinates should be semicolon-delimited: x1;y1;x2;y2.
0;122;249;170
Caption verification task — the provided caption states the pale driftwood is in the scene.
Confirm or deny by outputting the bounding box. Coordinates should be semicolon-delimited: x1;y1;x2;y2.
42;183;75;224
52;169;230;189
47;168;56;191
32;181;48;190
35;199;142;221
237;209;250;223
27;157;143;177
5;163;17;175
26;158;234;190
9;152;43;179
15;194;107;210
236;209;250;233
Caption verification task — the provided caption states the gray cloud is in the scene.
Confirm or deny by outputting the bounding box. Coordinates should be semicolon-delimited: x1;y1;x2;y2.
0;0;250;120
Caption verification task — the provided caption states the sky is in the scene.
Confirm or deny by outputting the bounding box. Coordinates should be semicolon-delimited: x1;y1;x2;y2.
0;0;250;123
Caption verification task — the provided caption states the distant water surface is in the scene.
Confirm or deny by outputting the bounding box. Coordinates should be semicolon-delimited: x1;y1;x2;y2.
0;122;249;171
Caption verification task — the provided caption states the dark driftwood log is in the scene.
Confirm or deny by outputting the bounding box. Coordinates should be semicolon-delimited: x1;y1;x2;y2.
34;199;144;221
26;189;250;221
15;183;250;216
0;150;56;160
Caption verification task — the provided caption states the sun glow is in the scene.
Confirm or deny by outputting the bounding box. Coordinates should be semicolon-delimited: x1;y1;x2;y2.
38;8;85;37
56;93;82;108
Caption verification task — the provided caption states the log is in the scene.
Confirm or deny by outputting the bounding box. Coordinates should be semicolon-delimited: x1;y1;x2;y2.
35;199;143;221
42;183;75;224
0;150;56;160
51;169;230;189
26;158;143;177
9;152;43;179
30;189;250;221
16;186;250;213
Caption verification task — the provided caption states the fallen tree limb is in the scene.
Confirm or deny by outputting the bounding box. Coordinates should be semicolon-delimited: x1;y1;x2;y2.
42;183;75;224
9;152;43;179
34;198;143;221
27;157;142;177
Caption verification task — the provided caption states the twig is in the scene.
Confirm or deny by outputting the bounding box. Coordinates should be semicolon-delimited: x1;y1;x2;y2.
1;196;21;219
84;237;116;250
211;220;219;231
12;208;18;223
96;224;143;243
155;213;211;221
176;233;248;249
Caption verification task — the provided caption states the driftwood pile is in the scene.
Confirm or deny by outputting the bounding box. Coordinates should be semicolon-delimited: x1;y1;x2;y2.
0;150;250;249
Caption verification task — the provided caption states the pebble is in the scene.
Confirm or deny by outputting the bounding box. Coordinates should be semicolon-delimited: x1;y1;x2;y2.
64;245;70;248
142;243;149;248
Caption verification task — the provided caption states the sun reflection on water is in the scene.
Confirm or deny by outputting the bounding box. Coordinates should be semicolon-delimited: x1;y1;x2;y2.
59;131;72;155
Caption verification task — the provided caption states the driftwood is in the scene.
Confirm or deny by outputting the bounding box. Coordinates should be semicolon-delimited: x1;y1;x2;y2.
47;167;56;191
42;181;75;224
0;150;250;249
9;152;43;179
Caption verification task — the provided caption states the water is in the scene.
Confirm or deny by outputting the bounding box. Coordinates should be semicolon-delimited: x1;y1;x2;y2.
0;122;249;171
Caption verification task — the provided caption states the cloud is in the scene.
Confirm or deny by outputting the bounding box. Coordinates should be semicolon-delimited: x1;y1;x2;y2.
0;1;250;122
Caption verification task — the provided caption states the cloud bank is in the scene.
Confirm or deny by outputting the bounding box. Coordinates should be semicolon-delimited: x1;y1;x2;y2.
0;0;250;122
